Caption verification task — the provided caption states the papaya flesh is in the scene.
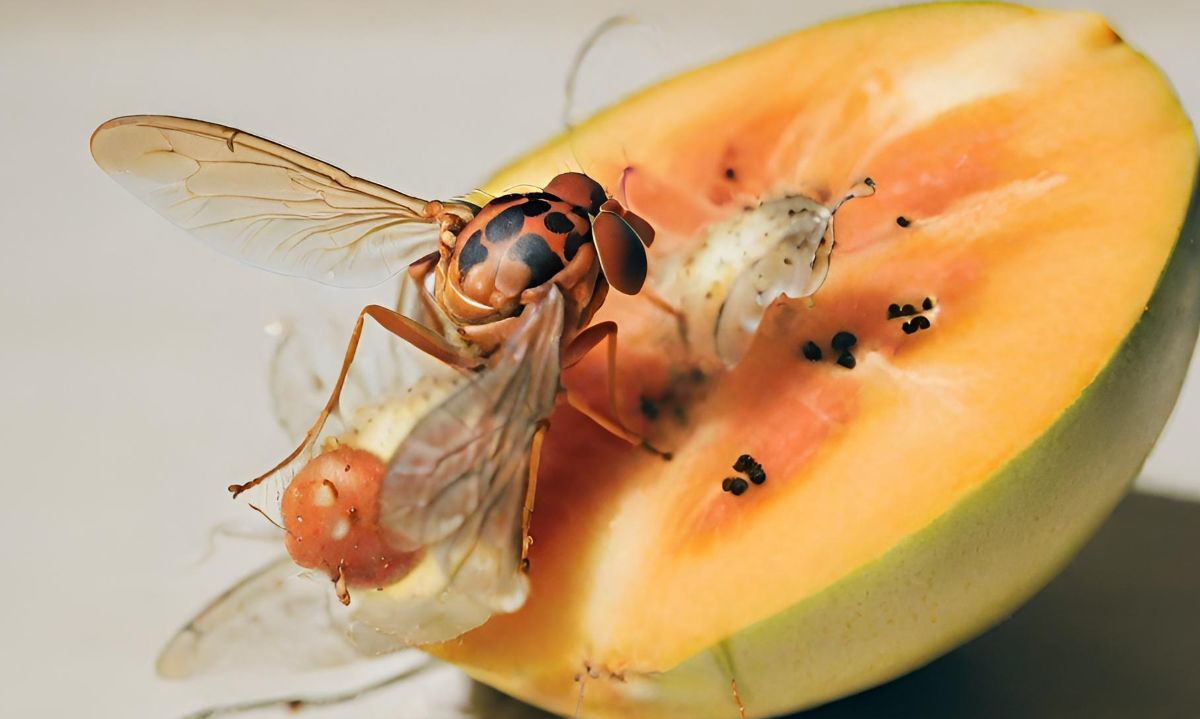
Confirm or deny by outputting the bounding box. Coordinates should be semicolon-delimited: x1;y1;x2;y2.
422;4;1199;717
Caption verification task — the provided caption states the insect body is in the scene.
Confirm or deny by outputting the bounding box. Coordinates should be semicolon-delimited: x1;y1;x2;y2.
91;115;658;641
447;192;599;325
434;174;651;353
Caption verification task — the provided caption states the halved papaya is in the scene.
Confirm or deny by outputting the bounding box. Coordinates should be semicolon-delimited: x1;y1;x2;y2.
428;4;1198;717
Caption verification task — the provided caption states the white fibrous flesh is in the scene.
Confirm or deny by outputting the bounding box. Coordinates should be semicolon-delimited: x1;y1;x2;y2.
658;196;835;368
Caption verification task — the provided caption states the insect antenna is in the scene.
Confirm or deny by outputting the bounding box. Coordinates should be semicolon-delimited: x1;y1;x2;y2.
496;183;544;195
451;187;495;209
562;16;640;181
564;16;636;132
246;503;291;536
831;177;877;214
615;163;634;206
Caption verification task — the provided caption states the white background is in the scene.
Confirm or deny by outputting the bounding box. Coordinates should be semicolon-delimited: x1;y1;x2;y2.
1;1;1197;717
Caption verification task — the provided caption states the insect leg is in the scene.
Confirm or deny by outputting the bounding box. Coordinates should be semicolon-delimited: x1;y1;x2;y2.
563;323;671;458
562;325;670;459
563;321;622;410
642;286;689;344
565;391;654;451
229;307;482;497
405;250;446;333
180;658;434;718
520;420;551;570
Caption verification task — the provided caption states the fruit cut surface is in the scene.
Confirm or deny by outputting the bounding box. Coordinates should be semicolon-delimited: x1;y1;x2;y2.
433;4;1200;717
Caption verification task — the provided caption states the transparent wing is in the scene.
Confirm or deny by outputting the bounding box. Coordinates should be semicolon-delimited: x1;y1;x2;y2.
157;557;366;678
350;287;565;647
91;115;470;287
715;199;834;366
267;276;447;443
268;318;350;444
254;270;461;525
713;181;874;366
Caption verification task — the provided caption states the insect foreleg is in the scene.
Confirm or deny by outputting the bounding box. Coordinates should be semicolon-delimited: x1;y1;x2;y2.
180;659;434;718
563;321;621;417
405;250;445;334
564;393;672;461
229;306;482;498
520;420;551;571
642;286;689;344
360;305;481;369
563;322;671;459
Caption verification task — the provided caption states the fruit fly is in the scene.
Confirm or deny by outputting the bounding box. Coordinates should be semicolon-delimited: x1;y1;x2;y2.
91;115;659;643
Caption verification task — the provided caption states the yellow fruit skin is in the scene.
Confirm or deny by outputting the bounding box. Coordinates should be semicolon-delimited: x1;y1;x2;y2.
434;4;1200;716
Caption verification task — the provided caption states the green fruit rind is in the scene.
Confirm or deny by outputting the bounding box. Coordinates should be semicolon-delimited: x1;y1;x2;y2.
595;165;1199;718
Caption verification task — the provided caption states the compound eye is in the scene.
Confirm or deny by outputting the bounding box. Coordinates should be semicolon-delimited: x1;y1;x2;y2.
592;210;647;295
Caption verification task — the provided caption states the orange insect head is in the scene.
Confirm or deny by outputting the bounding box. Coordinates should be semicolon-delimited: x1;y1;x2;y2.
543;172;607;215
